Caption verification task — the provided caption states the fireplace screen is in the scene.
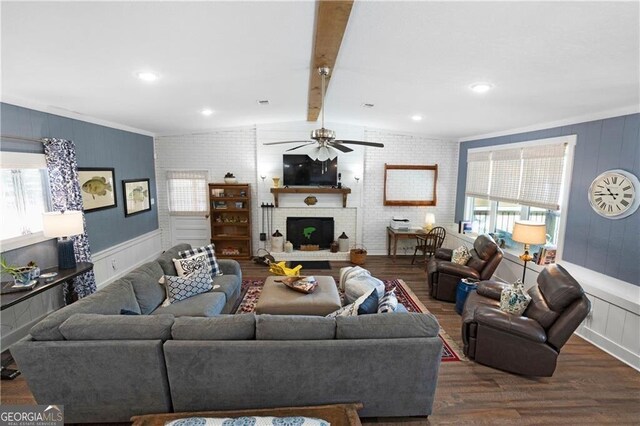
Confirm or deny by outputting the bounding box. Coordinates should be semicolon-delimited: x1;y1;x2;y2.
286;217;335;249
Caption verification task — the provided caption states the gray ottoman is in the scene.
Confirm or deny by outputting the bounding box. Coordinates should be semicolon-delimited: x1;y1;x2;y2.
255;276;342;316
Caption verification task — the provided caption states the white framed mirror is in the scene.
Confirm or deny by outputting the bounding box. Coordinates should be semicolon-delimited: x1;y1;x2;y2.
383;164;438;206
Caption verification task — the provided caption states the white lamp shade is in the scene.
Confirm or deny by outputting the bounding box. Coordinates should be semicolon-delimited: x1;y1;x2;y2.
512;220;547;245
425;213;436;225
42;211;84;238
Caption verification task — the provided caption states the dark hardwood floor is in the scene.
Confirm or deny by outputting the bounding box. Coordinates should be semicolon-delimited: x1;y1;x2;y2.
1;256;639;425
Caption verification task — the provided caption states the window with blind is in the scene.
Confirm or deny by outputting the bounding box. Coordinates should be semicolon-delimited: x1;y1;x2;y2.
1;152;52;250
464;136;575;246
166;170;208;215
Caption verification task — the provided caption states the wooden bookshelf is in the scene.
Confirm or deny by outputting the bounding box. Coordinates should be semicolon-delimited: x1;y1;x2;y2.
209;183;252;259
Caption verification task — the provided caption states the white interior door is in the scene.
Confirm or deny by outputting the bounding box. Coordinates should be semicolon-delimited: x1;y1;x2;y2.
169;215;210;248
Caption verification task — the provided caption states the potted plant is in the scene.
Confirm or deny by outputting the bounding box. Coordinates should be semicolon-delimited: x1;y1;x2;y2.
1;257;39;286
224;172;237;184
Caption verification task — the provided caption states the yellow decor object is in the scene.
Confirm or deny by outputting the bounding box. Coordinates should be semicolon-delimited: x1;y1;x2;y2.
268;261;302;277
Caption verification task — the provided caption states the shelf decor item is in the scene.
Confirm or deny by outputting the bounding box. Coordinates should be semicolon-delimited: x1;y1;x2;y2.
78;168;117;212
122;179;151;217
1;258;40;286
42;210;84;269
224;172;237;184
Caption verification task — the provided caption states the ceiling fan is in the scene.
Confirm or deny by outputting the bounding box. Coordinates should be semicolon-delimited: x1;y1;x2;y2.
263;67;384;161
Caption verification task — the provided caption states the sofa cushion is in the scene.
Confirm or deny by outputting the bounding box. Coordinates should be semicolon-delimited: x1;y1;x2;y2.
165;270;213;304
336;312;440;339
157;244;192;276
211;274;242;301
151;292;225;317
172;314;256;340
178;243;222;277
59;313;174;341
473;234;498;260
30;279;141;341
256;315;336;340
125;262;166;314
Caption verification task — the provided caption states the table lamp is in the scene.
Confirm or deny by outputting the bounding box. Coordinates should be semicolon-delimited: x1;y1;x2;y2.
42;211;84;270
512;220;547;282
424;213;435;231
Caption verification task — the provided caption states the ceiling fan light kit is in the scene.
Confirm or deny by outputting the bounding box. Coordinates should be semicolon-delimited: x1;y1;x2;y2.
263;67;384;161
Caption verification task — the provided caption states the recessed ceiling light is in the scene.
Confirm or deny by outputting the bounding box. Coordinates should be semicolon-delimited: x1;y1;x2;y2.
411;115;423;121
469;82;494;93
201;109;214;116
362;103;375;108
136;71;159;82
257;100;270;105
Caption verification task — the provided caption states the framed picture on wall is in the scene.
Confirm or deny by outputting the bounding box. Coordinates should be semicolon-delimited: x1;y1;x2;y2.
78;168;117;212
122;178;151;217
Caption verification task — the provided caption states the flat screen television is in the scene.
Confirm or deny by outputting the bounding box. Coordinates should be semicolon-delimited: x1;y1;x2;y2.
283;154;338;186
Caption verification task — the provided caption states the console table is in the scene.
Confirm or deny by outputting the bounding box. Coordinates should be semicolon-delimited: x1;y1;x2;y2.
387;227;426;262
1;262;94;310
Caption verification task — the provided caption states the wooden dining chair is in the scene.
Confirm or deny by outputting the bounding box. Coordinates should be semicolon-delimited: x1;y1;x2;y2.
412;226;447;267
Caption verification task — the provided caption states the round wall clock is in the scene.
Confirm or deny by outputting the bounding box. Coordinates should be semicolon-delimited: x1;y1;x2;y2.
588;169;639;219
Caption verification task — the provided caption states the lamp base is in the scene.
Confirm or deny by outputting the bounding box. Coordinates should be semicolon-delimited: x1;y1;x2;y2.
58;239;76;270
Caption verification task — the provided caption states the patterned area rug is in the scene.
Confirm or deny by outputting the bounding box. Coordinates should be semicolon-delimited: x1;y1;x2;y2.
235;278;463;362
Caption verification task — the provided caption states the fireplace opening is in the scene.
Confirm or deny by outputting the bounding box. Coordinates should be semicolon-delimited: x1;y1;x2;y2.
286;217;334;249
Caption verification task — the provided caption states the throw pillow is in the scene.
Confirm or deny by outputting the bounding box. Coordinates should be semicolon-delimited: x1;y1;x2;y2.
178;244;222;277
499;280;532;315
378;288;398;313
164;269;213;304
173;252;212;277
452;245;472;265
120;309;140;315
357;288;379;315
326;289;374;318
339;266;385;304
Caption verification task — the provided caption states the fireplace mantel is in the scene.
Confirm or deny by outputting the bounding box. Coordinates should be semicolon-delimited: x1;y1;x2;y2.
270;187;351;208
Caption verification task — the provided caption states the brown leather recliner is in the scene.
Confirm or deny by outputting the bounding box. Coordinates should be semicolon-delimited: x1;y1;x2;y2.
427;234;503;302
461;264;591;376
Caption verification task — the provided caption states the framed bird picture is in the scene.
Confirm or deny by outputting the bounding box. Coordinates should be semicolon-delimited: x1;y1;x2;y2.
122;178;151;217
78;168;117;212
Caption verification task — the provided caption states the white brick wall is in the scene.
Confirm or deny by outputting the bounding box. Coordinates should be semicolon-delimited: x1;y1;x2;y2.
154;123;458;258
154;127;257;250
362;129;459;255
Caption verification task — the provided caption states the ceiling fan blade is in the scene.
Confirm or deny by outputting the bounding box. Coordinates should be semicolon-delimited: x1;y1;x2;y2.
286;142;316;152
263;140;313;146
328;142;354;153
334;139;384;148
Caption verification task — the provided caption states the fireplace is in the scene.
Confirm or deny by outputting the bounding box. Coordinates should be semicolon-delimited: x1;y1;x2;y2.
286;217;334;249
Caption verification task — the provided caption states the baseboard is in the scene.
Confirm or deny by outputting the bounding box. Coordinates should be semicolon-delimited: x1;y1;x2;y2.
576;327;640;372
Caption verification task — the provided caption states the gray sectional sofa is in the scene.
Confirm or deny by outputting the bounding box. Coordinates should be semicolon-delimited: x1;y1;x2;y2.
11;244;443;423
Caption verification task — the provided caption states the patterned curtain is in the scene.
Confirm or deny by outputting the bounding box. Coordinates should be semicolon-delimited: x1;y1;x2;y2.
42;138;97;299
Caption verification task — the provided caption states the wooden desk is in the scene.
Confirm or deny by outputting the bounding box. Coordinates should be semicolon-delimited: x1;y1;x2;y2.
1;262;94;310
387;227;425;262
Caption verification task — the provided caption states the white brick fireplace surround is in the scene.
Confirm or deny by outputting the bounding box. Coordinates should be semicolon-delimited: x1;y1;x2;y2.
267;207;357;261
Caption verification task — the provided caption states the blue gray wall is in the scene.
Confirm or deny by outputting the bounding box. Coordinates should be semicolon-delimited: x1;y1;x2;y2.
1;102;158;265
455;113;640;285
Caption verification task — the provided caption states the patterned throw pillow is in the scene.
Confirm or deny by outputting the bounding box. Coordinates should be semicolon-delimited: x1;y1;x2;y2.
174;252;212;277
164;269;213;304
179;244;222;277
326;289;374;318
377;288;398;313
499;280;532;315
452;246;472;265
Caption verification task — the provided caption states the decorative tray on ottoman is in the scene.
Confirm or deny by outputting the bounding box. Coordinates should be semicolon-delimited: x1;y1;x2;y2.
275;276;318;294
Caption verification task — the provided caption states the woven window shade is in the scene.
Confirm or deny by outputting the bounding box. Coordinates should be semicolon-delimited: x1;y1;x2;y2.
489;148;522;203
519;143;566;210
465;151;491;198
167;170;208;215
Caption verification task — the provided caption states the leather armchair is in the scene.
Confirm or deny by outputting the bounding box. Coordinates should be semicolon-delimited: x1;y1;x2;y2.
427;234;503;302
461;264;591;376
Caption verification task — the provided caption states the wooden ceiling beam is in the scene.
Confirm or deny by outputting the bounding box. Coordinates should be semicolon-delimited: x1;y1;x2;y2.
307;0;354;122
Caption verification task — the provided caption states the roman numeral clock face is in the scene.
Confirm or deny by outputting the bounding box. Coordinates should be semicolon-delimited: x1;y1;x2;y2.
588;170;640;219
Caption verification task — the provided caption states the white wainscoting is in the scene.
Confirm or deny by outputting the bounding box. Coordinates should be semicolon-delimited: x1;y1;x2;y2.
92;229;163;289
444;228;640;371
